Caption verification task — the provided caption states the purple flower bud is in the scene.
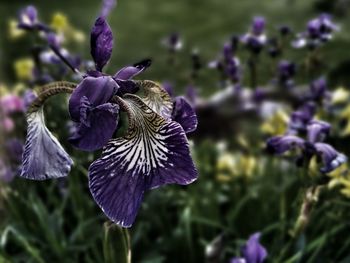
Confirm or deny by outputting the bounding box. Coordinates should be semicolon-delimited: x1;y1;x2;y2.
90;17;113;72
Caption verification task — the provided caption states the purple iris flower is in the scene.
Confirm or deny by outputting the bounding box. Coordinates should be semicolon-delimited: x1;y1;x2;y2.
68;17;151;151
308;77;330;102
230;233;267;263
17;5;49;32
209;42;241;83
268;110;346;173
289;102;316;132
20;3;198;228
241;16;267;53
267;135;305;155
292;14;339;49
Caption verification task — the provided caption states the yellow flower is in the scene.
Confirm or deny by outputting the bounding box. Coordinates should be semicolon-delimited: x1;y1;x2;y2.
51;13;69;32
8;19;25;39
340;105;350;136
216;152;257;182
14;59;34;81
261;110;289;136
327;164;350;198
332;87;350;105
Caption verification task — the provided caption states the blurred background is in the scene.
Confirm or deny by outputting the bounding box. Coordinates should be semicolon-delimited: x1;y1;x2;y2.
2;0;350;262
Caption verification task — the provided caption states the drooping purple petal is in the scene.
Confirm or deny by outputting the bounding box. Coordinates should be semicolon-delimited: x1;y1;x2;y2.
114;59;152;80
266;135;305;155
90;17;113;72
69;102;119;151
21;108;73;180
172;96;198;133
306;120;331;143
68;76;117;121
88;94;197;227
314;143;347;173
241;233;267;263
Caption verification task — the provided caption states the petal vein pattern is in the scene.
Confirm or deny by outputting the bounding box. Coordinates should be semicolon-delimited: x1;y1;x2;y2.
21;108;73;180
88;94;197;227
136;80;173;120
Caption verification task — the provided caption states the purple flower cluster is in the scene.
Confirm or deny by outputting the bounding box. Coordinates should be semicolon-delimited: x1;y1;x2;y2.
267;78;346;173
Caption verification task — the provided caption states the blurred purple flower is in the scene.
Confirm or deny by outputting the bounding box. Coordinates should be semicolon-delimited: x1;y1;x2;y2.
314;143;347;173
289;102;316;132
0;94;24;114
17;5;49;32
230;233;267;263
163;32;183;52
292;14;339;49
277;60;296;88
241;16;267;53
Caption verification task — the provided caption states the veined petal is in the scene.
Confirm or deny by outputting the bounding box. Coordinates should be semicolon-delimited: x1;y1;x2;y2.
90;17;113;72
172;96;198;133
21;108;73;180
88;94;197;227
136;80;173;120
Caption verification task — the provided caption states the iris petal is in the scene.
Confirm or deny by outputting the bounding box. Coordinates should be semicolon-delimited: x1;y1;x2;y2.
172;96;198;133
88;94;197;227
21;108;73;180
69;102;119;151
241;233;267;263
136;80;173;120
68;76;117;121
114;59;152;80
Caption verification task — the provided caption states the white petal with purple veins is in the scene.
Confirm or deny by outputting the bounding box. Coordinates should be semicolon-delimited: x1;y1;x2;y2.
89;94;197;227
21;108;73;180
